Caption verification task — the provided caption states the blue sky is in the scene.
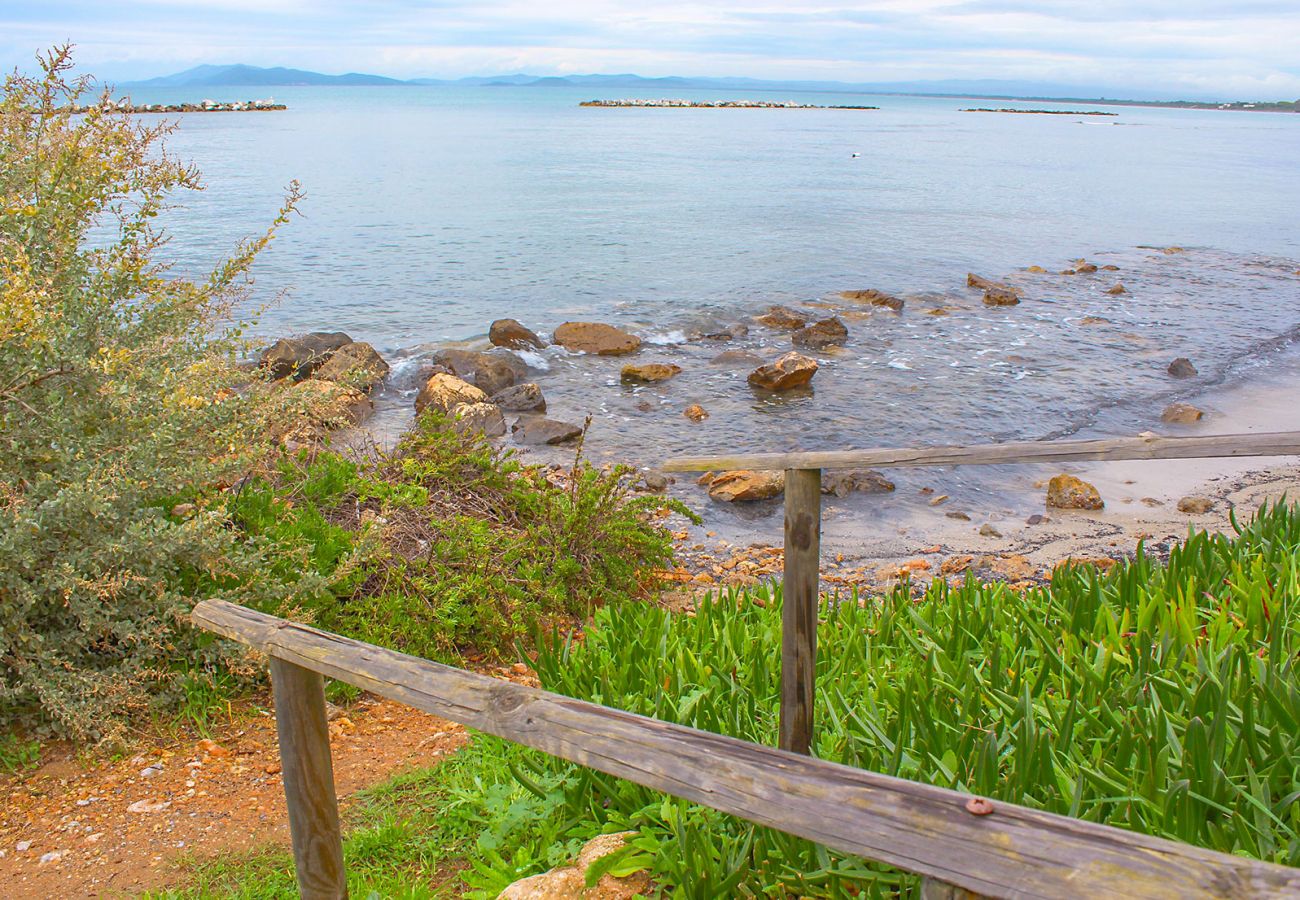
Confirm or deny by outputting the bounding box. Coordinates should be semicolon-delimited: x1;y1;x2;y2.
5;0;1299;98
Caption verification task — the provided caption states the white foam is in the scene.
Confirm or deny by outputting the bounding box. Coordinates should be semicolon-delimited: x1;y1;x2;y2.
644;330;688;346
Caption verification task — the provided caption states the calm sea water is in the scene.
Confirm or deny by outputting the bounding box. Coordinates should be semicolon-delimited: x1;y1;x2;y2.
128;84;1300;513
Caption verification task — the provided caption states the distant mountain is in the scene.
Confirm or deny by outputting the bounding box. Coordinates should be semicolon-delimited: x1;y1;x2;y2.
123;65;1231;103
126;64;403;88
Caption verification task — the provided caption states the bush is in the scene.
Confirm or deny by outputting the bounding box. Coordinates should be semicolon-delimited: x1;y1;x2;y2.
0;48;303;741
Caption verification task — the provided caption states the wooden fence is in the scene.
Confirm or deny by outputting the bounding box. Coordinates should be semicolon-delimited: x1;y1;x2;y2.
193;429;1300;899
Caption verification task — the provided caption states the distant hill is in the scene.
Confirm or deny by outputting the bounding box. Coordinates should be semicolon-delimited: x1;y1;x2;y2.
126;64;403;88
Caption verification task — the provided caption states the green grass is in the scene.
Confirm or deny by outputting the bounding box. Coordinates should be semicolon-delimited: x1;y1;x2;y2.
164;502;1300;898
0;732;40;775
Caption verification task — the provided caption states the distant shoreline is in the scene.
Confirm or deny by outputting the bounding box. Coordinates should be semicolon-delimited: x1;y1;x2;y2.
74;100;287;114
961;108;1118;116
579;99;878;109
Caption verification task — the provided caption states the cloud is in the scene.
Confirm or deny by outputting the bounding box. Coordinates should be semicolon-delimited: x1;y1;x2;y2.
3;0;1298;98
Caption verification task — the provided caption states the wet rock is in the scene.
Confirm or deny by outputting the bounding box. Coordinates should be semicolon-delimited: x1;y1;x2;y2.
983;287;1021;306
839;289;904;311
747;352;818;391
491;382;546;412
552;321;641;355
1079;316;1110;325
621;363;682;383
452;402;506;437
700;323;749;341
1162;402;1204;424
471;358;519;395
1046;474;1104;510
489;318;545;350
313;341;389;391
1105;283;1128;295
946;510;971;521
1075;263;1098;274
967;274;1021;296
1168;357;1198;378
707;470;785;502
792;317;849;349
432;349;525;395
683;404;709;422
1026;514;1045;525
641;471;671;492
1101;264;1120;271
414;373;488;416
979;523;1002;537
755;305;807;330
821;469;895;497
512;418;583;445
259;331;353;380
1025;265;1047;273
1177;495;1214;514
710;350;764;366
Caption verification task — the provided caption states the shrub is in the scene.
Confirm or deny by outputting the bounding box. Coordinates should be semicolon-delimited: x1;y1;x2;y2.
0;48;303;741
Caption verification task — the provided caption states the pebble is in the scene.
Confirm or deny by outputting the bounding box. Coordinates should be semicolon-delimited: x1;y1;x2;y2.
39;850;63;864
979;524;1002;537
16;840;32;852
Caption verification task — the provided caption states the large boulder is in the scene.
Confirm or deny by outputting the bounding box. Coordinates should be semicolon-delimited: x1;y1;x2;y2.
451;402;506;437
414;373;488;416
489;318;545;350
707;470;785;502
822;469;895;497
512;418;583;445
552;322;641;355
491;382;546;412
259;331;353;380
313;341;389;391
755;306;807;330
431;349;526;395
792;317;849;349
1046;474;1104;510
839;289;903;311
748;352;818;391
621;363;681;383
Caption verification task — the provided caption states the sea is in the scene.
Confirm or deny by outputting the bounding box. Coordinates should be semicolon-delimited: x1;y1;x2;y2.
123;83;1300;530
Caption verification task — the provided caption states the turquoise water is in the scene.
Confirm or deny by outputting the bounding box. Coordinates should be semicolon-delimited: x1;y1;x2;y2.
128;84;1300;478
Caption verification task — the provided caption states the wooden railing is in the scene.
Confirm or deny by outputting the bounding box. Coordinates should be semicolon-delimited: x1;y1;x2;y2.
193;429;1300;899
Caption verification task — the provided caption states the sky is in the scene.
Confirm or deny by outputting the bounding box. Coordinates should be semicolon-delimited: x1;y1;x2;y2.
4;0;1300;99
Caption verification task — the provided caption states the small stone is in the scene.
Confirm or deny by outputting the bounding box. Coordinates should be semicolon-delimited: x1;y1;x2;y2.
747;352;818;391
489;318;545;350
1046;474;1104;510
1105;283;1127;295
945;511;971;521
683;404;709;422
1101;264;1120;271
1076;262;1098;274
641;471;671;492
707;470;785;502
197;739;230;758
39;851;63;864
621;363;682;383
821;469;895;497
140;764;164;778
16;840;31;852
839;289;903;311
791;317;849;349
1162;403;1204;424
1026;514;1045;525
127;799;171;814
1167;357;1198;378
754;305;807;330
928;494;949;506
1177;495;1214;514
983;287;1020;306
511;418;583;445
979;524;1002;537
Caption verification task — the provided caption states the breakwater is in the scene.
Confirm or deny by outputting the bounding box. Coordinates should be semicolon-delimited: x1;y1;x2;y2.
580;98;878;109
74;99;287;114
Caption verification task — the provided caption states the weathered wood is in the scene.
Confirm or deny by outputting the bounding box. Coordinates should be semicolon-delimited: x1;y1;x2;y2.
270;657;348;900
194;600;1300;899
780;468;820;755
660;430;1300;473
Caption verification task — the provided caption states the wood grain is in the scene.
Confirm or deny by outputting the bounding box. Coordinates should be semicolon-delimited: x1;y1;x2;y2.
195;600;1300;899
779;467;820;755
660;430;1300;472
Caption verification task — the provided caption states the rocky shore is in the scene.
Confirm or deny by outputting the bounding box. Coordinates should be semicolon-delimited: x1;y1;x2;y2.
580;98;879;109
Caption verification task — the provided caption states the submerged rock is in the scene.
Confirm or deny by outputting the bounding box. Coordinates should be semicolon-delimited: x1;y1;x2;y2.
839;289;903;311
821;469;895;497
699;323;749;341
755;305;808;330
259;331;353;380
967;273;1021;296
707;470;785;502
1168;357;1198;378
1105;283;1128;295
1046;474;1104;510
491;382;546;412
747;352;818;391
512;417;583;445
792;317;849;349
683;404;709;422
313;341;389;391
1075;262;1098;274
621;363;682;383
414;373;488;416
709;350;764;366
552;322;641;355
983;287;1021;306
1161;402;1204;424
489;318;545;350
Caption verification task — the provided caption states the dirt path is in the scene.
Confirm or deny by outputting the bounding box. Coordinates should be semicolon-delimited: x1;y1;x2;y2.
0;695;470;898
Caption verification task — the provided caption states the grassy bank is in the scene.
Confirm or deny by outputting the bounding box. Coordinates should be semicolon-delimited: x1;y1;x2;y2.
168;501;1300;897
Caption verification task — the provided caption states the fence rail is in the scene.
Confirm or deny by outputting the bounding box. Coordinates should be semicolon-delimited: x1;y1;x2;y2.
193;599;1300;900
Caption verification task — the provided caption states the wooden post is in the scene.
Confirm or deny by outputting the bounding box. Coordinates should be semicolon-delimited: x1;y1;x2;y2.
780;467;821;755
270;656;348;900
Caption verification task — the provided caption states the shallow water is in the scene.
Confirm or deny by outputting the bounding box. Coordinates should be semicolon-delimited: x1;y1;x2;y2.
125;84;1300;528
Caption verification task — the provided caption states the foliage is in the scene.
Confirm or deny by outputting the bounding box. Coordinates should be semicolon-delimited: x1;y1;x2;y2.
230;414;687;661
0;47;305;742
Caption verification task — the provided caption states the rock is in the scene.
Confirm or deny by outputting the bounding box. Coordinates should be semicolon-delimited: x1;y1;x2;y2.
747;352;818;391
700;323;749;341
755;305;807;330
553;322;641;355
1105;283;1127;295
946;510;971;521
1177;495;1214;514
1076;262;1098;274
489;318;545;350
979;524;1002;537
641;471;671;492
683;404;709;422
498;832;651;900
1046;474;1104;510
171;503;195;518
1026;265;1047;273
432;349;527;394
470;358;519;395
451;402;506;437
792;317;849;349
1168;357;1198;378
983;287;1020;306
707;470;785;502
197;738;230;758
16;840;32;852
127;799;171;814
621;363;681;383
1026;514;1046;525
821;469;895;497
285;380;373;437
709;350;764;366
491;382;546;412
1162;402;1204;424
1101;264;1120;271
259;331;353;380
967;274;1021;296
839;289;903;311
414;373;488;416
39;851;63;865
313;341;389;391
1079;316;1110;325
512;418;583;445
